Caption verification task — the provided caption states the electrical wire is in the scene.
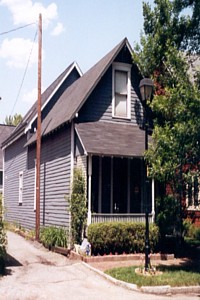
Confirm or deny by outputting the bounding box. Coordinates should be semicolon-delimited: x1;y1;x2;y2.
9;28;38;116
0;23;36;36
0;21;38;173
1;27;38;173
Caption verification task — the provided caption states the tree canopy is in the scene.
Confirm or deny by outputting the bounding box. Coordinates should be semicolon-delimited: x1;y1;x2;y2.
133;0;200;199
5;114;22;126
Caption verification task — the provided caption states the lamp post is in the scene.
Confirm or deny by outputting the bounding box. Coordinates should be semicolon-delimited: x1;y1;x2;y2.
139;78;154;271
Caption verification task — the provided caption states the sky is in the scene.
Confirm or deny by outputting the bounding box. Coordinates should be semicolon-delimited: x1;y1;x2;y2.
0;0;154;123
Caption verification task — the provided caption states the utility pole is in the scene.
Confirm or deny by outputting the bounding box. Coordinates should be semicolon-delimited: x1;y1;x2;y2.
36;13;42;241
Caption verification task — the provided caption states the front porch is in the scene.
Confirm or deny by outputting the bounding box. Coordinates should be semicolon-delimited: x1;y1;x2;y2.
91;213;154;224
86;155;155;225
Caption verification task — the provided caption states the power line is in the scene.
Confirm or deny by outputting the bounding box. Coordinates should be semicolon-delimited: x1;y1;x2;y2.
0;27;38;174
0;23;36;36
10;29;38;116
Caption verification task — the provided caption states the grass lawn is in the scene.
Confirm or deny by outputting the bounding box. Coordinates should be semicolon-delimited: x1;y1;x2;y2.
105;262;200;287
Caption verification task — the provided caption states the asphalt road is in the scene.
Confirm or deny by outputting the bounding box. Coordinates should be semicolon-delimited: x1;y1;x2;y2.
0;231;199;300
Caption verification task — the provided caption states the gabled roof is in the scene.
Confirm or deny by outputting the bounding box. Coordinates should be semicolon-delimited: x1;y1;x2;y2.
2;61;82;148
75;122;146;157
27;38;133;144
0;124;15;167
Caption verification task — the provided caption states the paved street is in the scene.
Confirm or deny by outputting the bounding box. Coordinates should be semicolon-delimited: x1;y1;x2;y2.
0;231;199;300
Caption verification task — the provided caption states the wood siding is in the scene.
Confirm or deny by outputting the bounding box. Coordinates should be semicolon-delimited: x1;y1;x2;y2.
4;125;72;230
78;47;143;126
4;135;29;227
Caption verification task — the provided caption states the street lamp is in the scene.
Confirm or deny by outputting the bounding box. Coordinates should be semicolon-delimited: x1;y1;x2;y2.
139;78;154;271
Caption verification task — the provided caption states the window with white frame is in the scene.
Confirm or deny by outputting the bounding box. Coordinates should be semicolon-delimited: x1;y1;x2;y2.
186;176;200;209
19;171;23;204
112;63;131;119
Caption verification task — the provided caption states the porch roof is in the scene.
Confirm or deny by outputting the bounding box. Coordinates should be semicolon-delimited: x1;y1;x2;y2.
75;122;148;157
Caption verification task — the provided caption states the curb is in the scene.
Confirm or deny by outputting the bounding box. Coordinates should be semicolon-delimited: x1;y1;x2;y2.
70;251;174;263
82;262;139;292
82;261;200;295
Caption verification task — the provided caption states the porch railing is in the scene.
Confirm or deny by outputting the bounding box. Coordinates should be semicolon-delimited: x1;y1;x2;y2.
91;213;153;224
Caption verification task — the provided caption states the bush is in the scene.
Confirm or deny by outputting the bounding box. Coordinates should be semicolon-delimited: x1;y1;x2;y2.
69;168;87;245
156;195;180;238
194;227;200;240
40;226;68;248
0;196;7;274
183;219;200;240
87;222;159;255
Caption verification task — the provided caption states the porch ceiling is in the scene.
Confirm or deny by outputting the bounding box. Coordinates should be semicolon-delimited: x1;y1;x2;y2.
75;121;148;157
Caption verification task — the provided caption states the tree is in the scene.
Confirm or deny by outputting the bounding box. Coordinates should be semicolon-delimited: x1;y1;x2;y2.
174;0;200;53
0;195;7;274
5;113;22;126
133;0;200;240
69;168;87;245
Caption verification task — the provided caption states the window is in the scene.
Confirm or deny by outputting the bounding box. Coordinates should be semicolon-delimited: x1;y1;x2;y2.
112;63;131;119
186;176;200;209
19;171;23;205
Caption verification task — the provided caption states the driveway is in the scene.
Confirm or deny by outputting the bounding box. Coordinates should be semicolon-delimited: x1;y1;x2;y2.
0;231;198;300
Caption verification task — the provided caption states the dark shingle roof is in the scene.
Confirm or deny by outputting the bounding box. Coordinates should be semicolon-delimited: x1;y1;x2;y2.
35;38;132;138
75;122;146;157
23;62;79;124
3;62;82;147
0;124;15;168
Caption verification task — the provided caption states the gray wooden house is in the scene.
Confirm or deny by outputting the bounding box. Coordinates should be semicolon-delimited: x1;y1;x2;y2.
0;124;15;194
2;38;155;230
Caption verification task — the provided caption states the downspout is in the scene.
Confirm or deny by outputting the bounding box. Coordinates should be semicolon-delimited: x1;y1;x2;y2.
87;155;92;225
2;149;5;221
69;121;75;243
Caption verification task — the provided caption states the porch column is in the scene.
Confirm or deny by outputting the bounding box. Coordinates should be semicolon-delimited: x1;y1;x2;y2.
127;158;130;213
110;157;113;213
151;178;155;222
98;157;102;213
141;158;145;212
87;155;92;225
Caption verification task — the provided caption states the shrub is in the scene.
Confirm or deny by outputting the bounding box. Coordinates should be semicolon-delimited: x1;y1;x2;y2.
183;219;196;238
156;195;180;238
194;227;200;240
0;196;7;274
87;222;159;255
183;219;200;240
40;226;68;248
69;168;87;245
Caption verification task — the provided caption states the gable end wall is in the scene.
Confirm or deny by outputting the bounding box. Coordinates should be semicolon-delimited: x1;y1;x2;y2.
4;125;72;230
78;50;143;125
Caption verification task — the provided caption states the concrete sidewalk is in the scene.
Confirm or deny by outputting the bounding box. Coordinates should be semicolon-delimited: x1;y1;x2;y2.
0;231;199;300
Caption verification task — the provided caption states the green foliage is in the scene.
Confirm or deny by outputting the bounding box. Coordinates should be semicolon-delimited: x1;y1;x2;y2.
133;0;200;247
156;195;180;238
133;0;200;77
183;220;200;240
105;264;200;287
0;196;7;274
40;226;68;248
87;222;159;255
4;113;22;126
195;228;200;240
69;168;87;245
